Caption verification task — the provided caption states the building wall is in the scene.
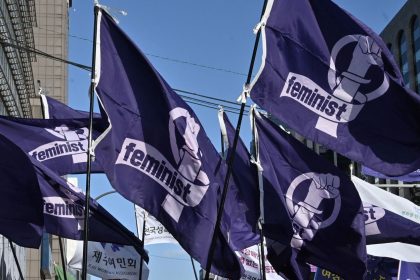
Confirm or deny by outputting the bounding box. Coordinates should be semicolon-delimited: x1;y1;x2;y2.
0;0;37;278
379;0;420;199
381;0;420;93
30;0;69;118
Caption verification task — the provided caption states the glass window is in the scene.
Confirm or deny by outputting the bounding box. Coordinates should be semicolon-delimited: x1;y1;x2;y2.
399;31;410;86
412;17;420;92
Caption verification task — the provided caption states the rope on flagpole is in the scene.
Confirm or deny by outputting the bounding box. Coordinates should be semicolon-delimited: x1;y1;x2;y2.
81;4;100;280
218;107;229;160
204;1;269;278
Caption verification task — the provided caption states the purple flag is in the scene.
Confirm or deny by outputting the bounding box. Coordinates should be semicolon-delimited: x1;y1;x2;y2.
40;93;102;120
0;134;44;248
93;9;240;278
250;0;420;176
0;116;105;175
361;166;420;183
365;256;398;280
0;134;146;260
253;110;367;279
352;177;420;248
398;261;420;280
314;256;398;280
32;158;148;261
218;110;260;250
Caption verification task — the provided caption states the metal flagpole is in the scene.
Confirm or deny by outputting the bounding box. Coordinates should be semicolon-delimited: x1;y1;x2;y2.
138;211;147;280
257;244;263;280
191;257;199;280
82;4;100;280
204;1;268;279
8;239;24;280
133;205;142;280
258;225;267;280
251;107;267;280
58;237;68;280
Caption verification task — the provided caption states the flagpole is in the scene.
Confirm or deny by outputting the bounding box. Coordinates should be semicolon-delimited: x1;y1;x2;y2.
8;239;24;280
138;211;147;280
258;224;267;280
191;257;199;280
251;107;267;280
133;205;141;280
204;1;268;279
82;4;100;280
58;237;68;280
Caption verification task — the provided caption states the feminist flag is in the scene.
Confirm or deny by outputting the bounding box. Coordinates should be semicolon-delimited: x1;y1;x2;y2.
253;109;366;279
361;166;420;183
250;0;420;176
218;110;260;250
352;176;420;260
0;116;106;175
33;158;148;261
93;8;240;278
398;261;420;280
39;93;102;120
0;134;44;247
0;134;148;261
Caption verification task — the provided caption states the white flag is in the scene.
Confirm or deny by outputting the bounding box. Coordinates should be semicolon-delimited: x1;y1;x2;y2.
66;239;149;280
135;205;177;245
236;245;285;280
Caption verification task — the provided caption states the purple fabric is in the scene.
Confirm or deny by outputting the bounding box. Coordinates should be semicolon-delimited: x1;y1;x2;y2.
362;166;420;183
255;112;366;279
250;0;420;176
221;111;260;250
364;203;420;246
32;158;148;261
0;134;146;261
94;9;240;278
399;261;420;280
40;94;102;120
0;116;105;175
0;134;43;248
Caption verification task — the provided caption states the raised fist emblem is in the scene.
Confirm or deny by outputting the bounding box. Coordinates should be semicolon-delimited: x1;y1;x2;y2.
332;35;384;103
290;173;340;249
356;36;384;68
46;125;88;141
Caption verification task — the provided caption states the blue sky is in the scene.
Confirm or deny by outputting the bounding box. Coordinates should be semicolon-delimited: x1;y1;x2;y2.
67;1;407;279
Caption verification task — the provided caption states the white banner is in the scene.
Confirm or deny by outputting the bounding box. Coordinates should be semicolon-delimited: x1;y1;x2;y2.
236;245;284;280
135;205;178;245
66;240;148;280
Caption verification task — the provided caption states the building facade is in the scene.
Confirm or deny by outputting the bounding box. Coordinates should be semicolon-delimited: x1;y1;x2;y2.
30;0;70;118
381;0;420;94
371;0;420;200
0;0;37;117
0;0;71;279
0;0;36;279
0;0;71;278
